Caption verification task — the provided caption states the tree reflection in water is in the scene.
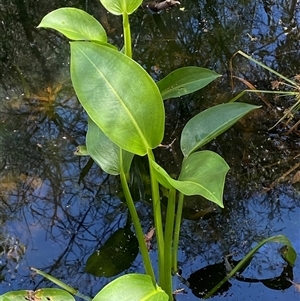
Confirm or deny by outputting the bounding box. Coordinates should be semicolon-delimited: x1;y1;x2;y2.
0;0;299;300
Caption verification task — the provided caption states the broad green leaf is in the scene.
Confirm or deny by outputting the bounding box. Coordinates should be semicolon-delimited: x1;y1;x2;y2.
181;103;260;157
86;118;134;175
71;42;164;156
0;289;75;301
157;67;221;100
38;8;107;42
100;0;143;15
92;274;168;301
151;151;229;207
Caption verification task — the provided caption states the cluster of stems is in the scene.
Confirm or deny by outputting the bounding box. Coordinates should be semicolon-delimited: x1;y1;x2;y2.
120;12;184;299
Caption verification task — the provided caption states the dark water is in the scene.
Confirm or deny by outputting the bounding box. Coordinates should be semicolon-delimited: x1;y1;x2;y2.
0;0;299;300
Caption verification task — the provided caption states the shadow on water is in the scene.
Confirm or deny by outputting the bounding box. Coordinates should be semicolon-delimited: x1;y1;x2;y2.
0;0;299;300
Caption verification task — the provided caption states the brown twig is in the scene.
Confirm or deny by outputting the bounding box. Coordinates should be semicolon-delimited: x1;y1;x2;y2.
263;163;300;192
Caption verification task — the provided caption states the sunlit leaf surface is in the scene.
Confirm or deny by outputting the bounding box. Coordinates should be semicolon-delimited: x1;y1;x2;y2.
71;42;164;155
86;118;134;175
157;67;221;100
100;0;143;15
151;151;229;207
38;8;107;42
92;274;168;301
0;288;75;301
181;103;260;157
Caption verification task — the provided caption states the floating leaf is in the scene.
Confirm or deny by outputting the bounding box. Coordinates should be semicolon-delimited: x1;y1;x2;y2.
0;289;75;301
71;42;164;156
85;226;139;277
157;67;221;100
151;151;229;207
38;8;107;42
181;102;260;157
92;274;168;301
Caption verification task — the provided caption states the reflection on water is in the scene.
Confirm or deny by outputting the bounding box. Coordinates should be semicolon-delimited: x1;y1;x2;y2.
0;0;299;300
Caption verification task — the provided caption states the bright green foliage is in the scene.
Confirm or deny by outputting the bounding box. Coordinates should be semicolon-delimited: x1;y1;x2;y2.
157;67;221;100
35;4;293;301
151;151;229;207
181;102;260;157
86;118;134;175
0;289;75;301
100;0;143;15
70;42;165;156
37;8;107;42
92;274;168;301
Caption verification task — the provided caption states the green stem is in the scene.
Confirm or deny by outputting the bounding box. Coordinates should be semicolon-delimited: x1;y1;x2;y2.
122;12;132;58
120;170;156;282
30;268;91;301
204;234;293;299
237;50;297;87
147;149;165;288
172;192;184;273
164;188;176;298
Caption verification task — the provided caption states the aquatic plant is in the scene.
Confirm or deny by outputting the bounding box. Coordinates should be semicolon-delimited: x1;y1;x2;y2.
0;1;297;300
230;50;300;132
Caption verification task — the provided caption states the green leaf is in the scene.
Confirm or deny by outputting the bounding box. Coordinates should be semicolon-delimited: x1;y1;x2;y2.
181;102;260;157
86;118;134;175
0;289;75;301
205;234;297;298
100;0;143;15
37;8;107;42
29;268;90;301
92;274;168;301
70;42;164;156
74;145;89;156
38;7;107;43
151;151;229;207
85;226;139;278
157;67;221;100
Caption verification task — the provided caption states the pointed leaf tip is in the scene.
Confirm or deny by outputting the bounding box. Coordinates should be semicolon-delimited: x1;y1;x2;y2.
38;8;107;42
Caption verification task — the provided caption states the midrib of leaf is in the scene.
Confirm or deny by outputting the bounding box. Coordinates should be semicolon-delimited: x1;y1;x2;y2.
76;46;149;150
176;75;218;86
188;116;241;155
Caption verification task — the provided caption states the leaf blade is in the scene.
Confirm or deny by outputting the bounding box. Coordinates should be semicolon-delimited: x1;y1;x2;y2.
151;151;229;207
92;274;168;301
86;118;134;175
181;102;260;157
157;67;221;100
37;8;107;42
70;42;164;156
100;0;143;15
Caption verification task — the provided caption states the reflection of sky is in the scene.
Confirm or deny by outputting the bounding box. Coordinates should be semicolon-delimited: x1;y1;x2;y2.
0;0;300;300
177;190;300;301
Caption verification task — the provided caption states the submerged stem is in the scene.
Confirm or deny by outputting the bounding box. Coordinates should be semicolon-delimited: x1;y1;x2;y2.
172;192;184;273
120;169;155;282
147;149;165;288
164;188;176;298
